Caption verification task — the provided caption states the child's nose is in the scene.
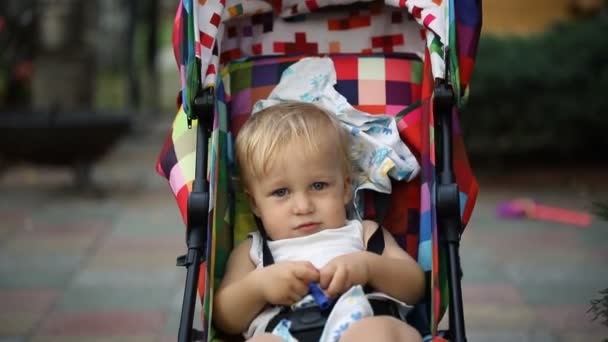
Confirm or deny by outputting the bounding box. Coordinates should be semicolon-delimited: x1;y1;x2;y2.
292;193;314;214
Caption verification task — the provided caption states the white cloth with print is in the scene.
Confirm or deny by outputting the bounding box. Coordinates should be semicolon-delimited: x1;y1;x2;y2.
252;57;420;217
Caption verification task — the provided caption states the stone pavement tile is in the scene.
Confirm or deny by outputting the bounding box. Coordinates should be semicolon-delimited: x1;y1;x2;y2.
0;211;28;241
162;311;203;340
30;336;157;342
168;290;186;313
0;225;15;241
29;197;122;218
467;330;559;342
504;263;608;305
463;284;525;305
72;270;180;288
558;331;608;342
0;248;89;290
0;289;59;313
0;290;58;336
467;229;582;253
37;310;165;336
96;238;183;253
0;312;43;335
84;238;183;272
0;265;75;289
85;251;179;272
0;252;85;274
0;214;109;238
163;289;203;335
2;227;104;256
484;242;606;267
586;245;608;264
109;213;180;240
578;221;608;248
55;287;173;312
464;304;539;330
460;248;510;284
117;189;180;210
534;305;606;333
0;337;25;342
162;309;180;337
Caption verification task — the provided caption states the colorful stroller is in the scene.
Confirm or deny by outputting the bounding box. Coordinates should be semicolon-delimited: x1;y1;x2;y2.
156;1;481;341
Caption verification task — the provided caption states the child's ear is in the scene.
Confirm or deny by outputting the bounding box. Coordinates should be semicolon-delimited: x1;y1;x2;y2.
246;191;261;217
343;175;352;205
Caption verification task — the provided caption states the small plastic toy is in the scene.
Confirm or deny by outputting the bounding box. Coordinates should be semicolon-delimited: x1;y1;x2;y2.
497;198;592;227
308;283;331;310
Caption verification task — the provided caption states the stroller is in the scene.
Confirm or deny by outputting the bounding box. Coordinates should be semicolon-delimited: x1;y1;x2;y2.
156;1;481;341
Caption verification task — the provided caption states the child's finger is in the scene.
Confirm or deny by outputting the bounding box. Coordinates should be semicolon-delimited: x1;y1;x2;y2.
291;281;309;297
319;264;335;289
302;261;320;275
326;267;346;298
293;263;320;282
289;292;302;304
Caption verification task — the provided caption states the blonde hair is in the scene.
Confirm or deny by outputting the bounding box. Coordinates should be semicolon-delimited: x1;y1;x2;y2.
235;102;352;191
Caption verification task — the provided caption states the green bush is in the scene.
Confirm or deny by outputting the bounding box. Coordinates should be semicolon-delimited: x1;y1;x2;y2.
461;17;608;166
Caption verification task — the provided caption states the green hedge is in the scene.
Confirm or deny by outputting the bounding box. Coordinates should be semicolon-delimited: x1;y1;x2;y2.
461;17;608;166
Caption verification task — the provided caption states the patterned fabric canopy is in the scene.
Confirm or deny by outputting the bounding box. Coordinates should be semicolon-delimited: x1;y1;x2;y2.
173;0;480;119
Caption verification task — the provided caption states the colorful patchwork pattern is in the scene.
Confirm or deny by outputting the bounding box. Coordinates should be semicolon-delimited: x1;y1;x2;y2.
173;1;482;120
174;0;480;119
219;6;425;64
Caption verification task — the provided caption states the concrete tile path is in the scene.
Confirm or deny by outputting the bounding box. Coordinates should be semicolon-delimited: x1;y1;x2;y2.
0;121;606;341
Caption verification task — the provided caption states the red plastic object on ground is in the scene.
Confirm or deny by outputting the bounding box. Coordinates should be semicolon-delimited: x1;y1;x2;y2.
497;198;592;227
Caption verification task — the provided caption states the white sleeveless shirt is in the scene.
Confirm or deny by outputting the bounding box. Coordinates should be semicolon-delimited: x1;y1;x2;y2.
245;220;412;339
249;220;365;268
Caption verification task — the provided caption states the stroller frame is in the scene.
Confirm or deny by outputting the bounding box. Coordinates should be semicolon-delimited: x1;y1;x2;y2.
176;76;467;341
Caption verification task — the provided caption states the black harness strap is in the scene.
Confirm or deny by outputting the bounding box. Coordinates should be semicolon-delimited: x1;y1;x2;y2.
365;223;385;255
373;192;390;228
254;216;276;267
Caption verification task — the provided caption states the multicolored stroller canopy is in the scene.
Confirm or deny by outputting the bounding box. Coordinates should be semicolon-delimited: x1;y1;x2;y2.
157;0;481;340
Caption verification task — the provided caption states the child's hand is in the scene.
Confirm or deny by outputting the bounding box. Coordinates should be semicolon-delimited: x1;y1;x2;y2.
319;251;370;298
257;261;320;305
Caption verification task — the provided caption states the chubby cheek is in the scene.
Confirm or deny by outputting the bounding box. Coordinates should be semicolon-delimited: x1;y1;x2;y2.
323;200;347;225
259;205;290;239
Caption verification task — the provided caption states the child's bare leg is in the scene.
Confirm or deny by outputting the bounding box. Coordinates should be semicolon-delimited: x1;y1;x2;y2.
340;316;422;342
247;333;284;342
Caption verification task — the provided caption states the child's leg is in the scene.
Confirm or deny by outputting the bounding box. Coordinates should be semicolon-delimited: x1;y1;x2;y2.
247;333;284;342
340;316;422;342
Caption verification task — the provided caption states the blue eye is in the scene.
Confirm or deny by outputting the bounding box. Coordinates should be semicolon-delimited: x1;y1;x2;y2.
311;182;327;191
271;188;288;197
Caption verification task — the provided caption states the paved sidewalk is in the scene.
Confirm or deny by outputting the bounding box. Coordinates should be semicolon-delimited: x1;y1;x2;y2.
0;122;606;341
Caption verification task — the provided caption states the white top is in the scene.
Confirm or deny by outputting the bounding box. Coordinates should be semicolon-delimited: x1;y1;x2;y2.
245;219;412;339
249;220;365;269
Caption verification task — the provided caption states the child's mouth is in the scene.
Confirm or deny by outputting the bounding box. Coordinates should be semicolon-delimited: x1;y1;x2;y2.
295;222;320;233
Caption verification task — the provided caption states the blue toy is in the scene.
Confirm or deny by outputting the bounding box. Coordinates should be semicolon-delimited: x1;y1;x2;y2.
308;283;331;310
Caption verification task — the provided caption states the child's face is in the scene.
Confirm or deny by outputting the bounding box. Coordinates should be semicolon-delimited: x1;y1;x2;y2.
247;142;351;240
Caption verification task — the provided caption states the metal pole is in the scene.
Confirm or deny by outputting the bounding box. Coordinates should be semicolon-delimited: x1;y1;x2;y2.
177;89;214;342
434;80;467;342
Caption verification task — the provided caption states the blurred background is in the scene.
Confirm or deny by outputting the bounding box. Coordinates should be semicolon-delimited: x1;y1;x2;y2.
0;0;606;341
